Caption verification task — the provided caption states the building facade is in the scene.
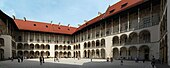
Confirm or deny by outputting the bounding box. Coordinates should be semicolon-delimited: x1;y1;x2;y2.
0;0;170;65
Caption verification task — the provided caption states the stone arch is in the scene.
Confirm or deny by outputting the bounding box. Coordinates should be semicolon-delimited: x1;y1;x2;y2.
30;51;34;58
24;51;29;58
84;50;87;58
35;44;40;49
68;46;71;50
84;42;87;49
59;51;63;58
139;45;150;60
113;48;119;59
30;44;34;49
35;51;40;57
46;51;50;57
112;36;119;46
96;40;100;47
129;46;137;59
88;42;91;48
59;45;62;50
17;43;23;49
17;51;23;56
91;50;95;58
87;50;91;58
129;32;138;44
64;51;67;57
55;45;58;50
40;44;45;49
96;49;100;58
120;47;127;59
101;39;105;47
63;45;66;50
0;38;4;46
24;43;29;49
120;34;128;45
68;51;71;58
0;48;4;60
139;30;151;43
92;41;95;48
101;49;105;59
55;51;58;58
46;44;50;49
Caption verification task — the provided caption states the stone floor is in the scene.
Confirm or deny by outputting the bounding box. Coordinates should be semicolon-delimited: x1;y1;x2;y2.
0;58;163;68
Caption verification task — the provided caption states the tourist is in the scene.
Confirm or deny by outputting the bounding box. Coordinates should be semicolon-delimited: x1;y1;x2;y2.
39;56;42;65
11;57;13;62
21;56;23;62
42;56;45;63
120;59;123;66
151;56;156;68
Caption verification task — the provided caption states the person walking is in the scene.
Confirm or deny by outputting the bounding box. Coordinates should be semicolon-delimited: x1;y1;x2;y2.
151;56;156;68
42;56;45;63
39;56;43;65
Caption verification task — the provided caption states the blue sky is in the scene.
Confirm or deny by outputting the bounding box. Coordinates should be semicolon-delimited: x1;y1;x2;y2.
0;0;119;27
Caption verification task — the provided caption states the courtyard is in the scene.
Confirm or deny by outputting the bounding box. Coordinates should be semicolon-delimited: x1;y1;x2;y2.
0;58;159;68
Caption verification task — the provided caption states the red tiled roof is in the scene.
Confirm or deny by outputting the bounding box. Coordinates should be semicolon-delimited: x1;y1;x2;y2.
14;19;77;35
75;0;144;32
13;0;144;35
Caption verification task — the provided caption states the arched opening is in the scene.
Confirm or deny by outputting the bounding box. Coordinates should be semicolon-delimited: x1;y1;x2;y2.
96;40;100;47
30;44;34;49
63;45;66;50
40;44;45;49
84;42;87;49
120;47;127;59
64;51;67;58
101;39;105;47
55;45;58;50
139;30;151;43
68;46;71;50
92;41;95;48
88;42;91;48
112;36;119;46
96;49;100;58
24;51;29;58
73;52;75;58
84;50;87;58
87;50;90;58
129;32;138;44
91;50;95;58
55;51;58;58
68;51;71;58
59;45;62;50
35;44;40;49
17;51;23;56
46;51;50;57
46;44;50;50
59;51;63;58
129;46;137;60
139;45;150;60
78;51;81;58
76;51;78;58
120;34;128;45
35;51;40;58
78;44;80;49
30;51;34;58
0;38;4;46
17;43;23;49
101;49;105;59
0;49;4;60
41;51;45;56
113;48;119;59
24;43;29;49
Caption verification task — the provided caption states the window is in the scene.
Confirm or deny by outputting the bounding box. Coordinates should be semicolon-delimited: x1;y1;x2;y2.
0;38;4;46
46;25;48;28
121;3;128;8
110;9;115;13
33;24;36;26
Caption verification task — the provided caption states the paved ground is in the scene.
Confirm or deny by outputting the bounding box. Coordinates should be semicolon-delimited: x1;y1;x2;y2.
0;58;166;68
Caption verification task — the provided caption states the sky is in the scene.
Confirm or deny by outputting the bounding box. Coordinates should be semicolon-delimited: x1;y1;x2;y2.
0;0;119;27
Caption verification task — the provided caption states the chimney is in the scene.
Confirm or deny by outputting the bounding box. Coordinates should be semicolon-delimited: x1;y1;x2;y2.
98;12;102;15
23;17;26;21
78;24;81;26
50;21;53;24
84;20;88;23
58;22;61;26
12;15;15;19
68;24;70;27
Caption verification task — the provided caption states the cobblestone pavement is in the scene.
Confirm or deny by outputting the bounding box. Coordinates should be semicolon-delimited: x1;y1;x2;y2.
0;58;164;68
